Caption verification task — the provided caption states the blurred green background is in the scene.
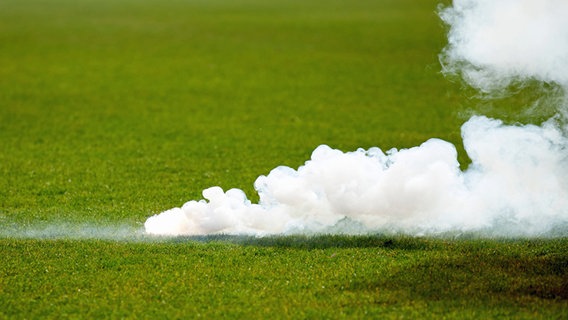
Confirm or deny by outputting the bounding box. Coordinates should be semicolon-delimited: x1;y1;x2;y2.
0;0;467;226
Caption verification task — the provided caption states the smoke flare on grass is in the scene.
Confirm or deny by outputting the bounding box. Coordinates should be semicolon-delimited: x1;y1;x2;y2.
145;0;568;237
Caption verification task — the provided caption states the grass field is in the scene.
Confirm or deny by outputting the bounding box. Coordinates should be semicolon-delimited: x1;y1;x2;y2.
1;236;567;318
1;0;567;318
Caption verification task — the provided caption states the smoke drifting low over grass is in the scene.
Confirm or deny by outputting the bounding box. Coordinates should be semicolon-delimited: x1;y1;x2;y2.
145;116;568;237
0;222;145;240
145;0;568;238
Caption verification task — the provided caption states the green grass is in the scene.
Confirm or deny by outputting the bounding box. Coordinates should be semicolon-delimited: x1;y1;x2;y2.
1;0;566;318
0;0;462;225
1;237;567;318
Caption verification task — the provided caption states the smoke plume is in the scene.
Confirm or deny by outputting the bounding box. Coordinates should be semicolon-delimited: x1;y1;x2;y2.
439;0;568;94
145;0;568;237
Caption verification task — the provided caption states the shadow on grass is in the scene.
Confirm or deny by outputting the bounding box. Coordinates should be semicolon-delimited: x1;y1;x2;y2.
350;244;568;302
161;234;441;250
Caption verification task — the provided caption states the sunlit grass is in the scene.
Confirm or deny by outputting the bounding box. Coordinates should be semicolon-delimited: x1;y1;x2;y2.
1;237;566;318
0;0;459;225
1;0;565;318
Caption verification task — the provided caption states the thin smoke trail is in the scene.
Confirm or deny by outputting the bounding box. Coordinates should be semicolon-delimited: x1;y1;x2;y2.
0;221;146;240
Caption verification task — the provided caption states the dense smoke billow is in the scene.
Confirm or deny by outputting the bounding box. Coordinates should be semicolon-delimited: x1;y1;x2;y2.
439;0;568;93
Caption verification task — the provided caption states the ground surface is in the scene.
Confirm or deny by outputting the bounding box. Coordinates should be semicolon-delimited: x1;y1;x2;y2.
1;0;566;318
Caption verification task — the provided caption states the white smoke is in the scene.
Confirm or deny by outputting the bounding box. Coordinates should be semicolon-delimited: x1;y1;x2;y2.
0;221;145;240
145;116;568;237
439;0;568;93
144;0;568;237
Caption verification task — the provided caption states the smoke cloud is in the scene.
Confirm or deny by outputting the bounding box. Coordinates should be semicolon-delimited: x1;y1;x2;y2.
144;0;568;237
439;0;568;94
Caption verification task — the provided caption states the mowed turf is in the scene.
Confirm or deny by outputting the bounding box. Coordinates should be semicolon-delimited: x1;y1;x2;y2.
1;237;567;318
0;0;566;318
